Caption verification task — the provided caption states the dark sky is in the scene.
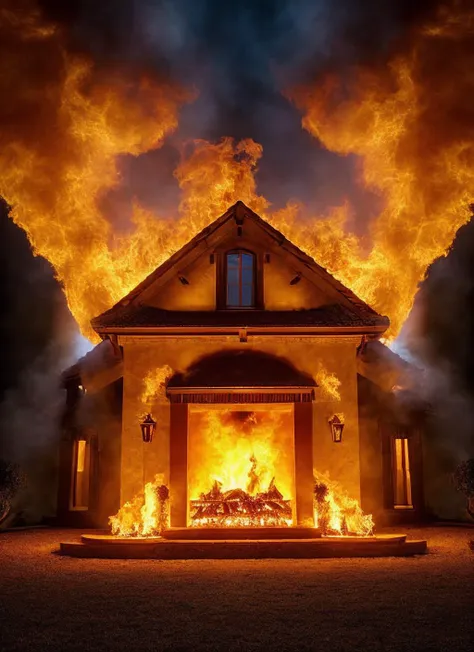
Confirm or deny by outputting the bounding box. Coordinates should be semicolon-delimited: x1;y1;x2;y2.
36;0;442;218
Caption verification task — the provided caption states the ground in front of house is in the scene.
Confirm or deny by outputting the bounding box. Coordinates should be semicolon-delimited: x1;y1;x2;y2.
0;526;472;652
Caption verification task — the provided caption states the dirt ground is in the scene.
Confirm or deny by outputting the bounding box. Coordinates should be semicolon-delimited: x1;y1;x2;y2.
0;526;472;652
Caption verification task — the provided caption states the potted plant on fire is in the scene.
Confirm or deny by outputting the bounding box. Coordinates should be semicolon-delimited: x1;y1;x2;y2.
453;459;474;551
0;460;26;527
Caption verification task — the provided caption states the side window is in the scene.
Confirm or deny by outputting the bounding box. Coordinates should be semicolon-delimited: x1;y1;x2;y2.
226;251;255;308
392;436;413;508
71;437;90;509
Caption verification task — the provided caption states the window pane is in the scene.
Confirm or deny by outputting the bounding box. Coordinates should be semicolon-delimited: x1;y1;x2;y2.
73;439;89;508
227;253;239;268
241;284;253;306
227;266;239;286
393;437;412;507
242;265;253;285
241;253;253;268
227;284;239;306
226;251;255;308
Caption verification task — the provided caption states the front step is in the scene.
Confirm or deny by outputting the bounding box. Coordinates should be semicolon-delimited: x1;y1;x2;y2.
59;535;427;559
162;527;322;540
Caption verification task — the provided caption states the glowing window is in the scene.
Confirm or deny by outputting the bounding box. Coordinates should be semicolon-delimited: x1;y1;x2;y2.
393;437;413;508
226;251;255;308
72;438;89;509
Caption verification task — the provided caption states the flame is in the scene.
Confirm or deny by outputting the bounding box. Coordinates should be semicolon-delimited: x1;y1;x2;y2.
140;365;173;411
316;364;341;401
0;2;192;341
109;474;169;538
286;3;474;338
1;1;472;348
313;472;374;537
188;408;295;526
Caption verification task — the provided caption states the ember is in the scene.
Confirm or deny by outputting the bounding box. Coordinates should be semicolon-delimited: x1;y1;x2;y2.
191;477;292;528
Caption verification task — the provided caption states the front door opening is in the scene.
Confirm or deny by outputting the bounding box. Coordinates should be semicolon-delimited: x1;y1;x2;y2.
188;405;295;527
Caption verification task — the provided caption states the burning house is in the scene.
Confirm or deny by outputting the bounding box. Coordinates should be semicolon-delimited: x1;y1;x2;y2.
58;201;426;536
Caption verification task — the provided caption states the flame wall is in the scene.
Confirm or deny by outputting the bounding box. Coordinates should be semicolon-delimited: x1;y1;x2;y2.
188;407;295;503
2;1;473;347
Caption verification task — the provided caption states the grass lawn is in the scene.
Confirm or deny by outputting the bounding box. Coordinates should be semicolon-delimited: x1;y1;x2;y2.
0;526;472;651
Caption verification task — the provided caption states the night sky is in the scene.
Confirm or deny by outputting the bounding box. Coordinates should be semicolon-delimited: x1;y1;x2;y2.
0;1;473;503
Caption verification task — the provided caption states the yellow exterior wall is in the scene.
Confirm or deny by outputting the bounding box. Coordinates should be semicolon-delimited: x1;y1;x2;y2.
141;249;332;312
119;335;362;510
264;252;329;310
147;255;216;310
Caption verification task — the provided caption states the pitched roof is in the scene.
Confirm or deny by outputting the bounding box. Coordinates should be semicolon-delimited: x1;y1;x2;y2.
61;339;123;390
94;305;387;331
92;201;389;334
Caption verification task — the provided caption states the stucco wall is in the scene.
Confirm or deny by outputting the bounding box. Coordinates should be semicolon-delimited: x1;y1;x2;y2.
148;255;216;310
140;249;333;312
264;252;329;310
119;335;362;511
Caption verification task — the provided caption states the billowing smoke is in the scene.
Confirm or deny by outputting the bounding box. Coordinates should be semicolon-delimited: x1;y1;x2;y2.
401;209;474;518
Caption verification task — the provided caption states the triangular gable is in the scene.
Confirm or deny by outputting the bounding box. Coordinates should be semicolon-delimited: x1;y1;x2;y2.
92;201;389;334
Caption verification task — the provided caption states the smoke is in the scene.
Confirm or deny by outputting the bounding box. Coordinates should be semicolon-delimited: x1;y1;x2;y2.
397;211;474;518
35;0;444;214
0;201;78;524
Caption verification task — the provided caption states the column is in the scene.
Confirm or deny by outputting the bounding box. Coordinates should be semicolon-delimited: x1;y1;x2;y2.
294;401;314;526
169;403;189;527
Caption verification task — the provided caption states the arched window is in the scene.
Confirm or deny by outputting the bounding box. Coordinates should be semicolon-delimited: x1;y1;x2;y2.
226;251;255;307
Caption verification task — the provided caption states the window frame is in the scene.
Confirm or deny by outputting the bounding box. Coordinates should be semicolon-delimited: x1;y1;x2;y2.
225;249;256;309
70;436;91;511
391;434;413;509
216;248;263;309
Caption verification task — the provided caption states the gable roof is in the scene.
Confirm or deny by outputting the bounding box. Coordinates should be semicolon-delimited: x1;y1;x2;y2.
92;201;389;335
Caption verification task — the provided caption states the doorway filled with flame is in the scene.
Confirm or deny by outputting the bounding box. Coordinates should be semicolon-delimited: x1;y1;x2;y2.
108;402;376;538
188;407;295;527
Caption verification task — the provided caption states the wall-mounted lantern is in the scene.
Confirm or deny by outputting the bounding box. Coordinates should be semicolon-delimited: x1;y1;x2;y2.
140;413;156;443
329;414;344;443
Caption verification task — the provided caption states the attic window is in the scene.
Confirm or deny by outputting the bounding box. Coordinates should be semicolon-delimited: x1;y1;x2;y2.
226;251;255;308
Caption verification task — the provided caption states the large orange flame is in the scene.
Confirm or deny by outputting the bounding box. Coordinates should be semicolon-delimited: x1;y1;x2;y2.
188;408;295;527
314;472;374;537
287;3;474;338
109;474;169;538
1;1;472;346
0;3;192;341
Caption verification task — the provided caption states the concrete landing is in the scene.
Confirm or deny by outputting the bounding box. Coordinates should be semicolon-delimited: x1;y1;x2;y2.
59;533;427;559
162;527;322;540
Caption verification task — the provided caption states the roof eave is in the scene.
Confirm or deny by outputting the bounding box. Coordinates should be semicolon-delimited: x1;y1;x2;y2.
93;324;388;337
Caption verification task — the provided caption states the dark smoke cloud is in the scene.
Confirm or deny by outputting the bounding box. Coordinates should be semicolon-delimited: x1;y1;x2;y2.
401;210;474;517
37;0;443;215
0;200;78;524
408;210;474;396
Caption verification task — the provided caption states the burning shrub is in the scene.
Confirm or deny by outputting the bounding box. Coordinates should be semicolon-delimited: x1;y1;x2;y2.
109;475;169;537
453;459;474;520
313;473;374;537
0;460;26;526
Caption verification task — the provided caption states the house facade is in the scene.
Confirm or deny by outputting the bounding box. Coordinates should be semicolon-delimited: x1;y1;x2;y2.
58;201;425;529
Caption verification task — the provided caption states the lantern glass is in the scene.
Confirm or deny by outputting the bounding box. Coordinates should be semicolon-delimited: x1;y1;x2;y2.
329;416;344;443
140;413;156;443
